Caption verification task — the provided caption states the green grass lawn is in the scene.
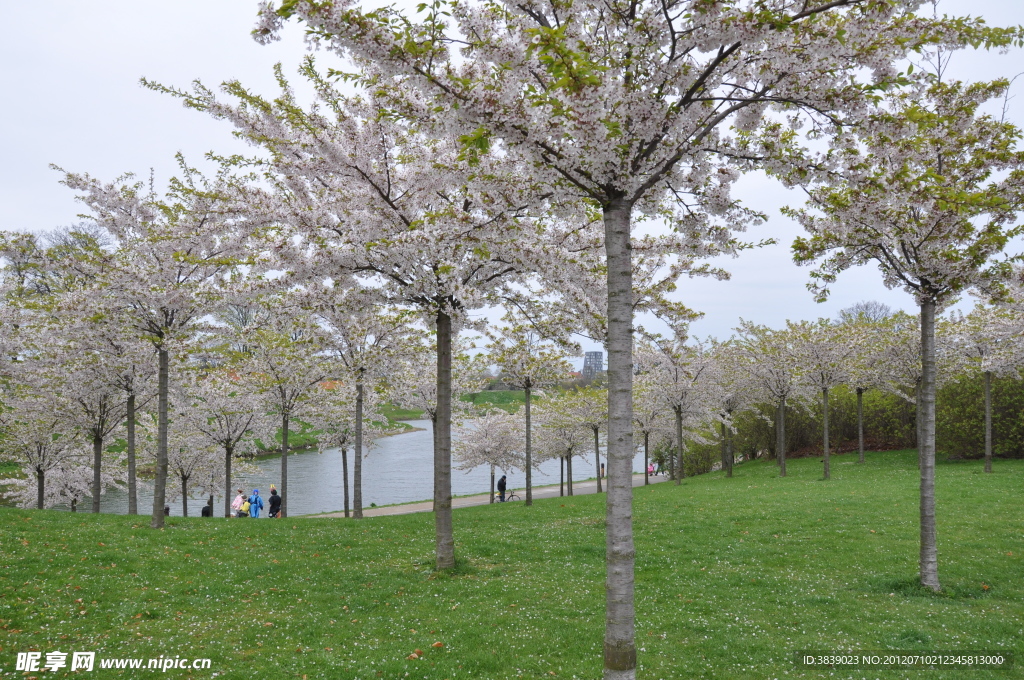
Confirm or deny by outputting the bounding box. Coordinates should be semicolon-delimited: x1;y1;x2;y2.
2;450;1021;679
460;390;538;413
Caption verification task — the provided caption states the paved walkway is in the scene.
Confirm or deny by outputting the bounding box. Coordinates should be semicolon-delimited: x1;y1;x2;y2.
312;473;669;518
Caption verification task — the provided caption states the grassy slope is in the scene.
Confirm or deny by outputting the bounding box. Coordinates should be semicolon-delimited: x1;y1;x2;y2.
1;450;1021;679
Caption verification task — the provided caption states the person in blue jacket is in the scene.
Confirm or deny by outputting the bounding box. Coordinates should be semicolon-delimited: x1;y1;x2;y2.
249;489;265;518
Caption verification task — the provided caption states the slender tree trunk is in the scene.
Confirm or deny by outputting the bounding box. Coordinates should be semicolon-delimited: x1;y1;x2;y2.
91;432;103;513
181;473;189;517
822;387;831;480
984;370;993;473
567;453;574;496
525;382;533;506
675;409;685;485
594;426;602;493
857;387;865;464
127;393;137;515
776;398;787;478
602;198;636;679
151;346;169;529
673;405;683;482
560;457;564;496
224;442;233;518
70;497;77;513
36;468;44;510
919;299;940;591
490;464;496;504
280;413;289;519
354;379;364;518
726;417;734;477
644;432;649;485
342;447;350;518
434;309;455;570
720;421;729;477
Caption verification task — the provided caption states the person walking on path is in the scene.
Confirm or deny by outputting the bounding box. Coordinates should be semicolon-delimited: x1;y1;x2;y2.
249;489;264;518
497;475;507;502
268;488;282;518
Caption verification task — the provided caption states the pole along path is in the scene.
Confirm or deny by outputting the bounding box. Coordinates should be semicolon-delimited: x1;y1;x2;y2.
311;472;669;518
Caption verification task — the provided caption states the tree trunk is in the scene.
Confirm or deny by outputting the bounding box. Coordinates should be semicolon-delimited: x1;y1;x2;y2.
127;393;137;515
673;405;683;482
675;411;685;485
560;457;564;496
594;426;602;493
921;378;929;471
151;346;170;529
567;453;574;496
822;387;830;480
602;198;636;679
91;432;103;513
70;497;77;513
36;468;44;510
280;412;289;519
984;370;992;474
434;308;455;570
354;378;364;518
776;398;787;477
919;299;940;591
224;442;233;518
857;387;865;464
525;382;533;505
181;473;189;517
726;417;734;477
720;421;729;478
342;447;350;518
490;464;496;504
644;432;649;485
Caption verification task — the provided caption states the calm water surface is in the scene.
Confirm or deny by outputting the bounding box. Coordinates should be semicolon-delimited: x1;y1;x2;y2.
94;419;646;516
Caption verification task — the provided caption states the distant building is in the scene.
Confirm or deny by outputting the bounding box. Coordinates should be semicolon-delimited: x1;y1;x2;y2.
582;351;604;382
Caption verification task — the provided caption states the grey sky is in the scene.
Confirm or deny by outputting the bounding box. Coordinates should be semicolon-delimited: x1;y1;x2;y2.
2;0;1022;356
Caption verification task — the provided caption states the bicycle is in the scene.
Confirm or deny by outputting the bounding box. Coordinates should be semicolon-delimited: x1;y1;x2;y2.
503;489;521;502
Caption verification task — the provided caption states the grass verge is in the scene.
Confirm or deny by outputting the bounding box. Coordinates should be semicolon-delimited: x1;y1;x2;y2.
1;450;1021;679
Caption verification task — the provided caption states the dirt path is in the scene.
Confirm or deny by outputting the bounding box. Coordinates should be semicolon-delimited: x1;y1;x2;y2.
310;472;669;518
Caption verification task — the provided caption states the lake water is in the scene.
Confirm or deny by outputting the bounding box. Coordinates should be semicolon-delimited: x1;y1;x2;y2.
91;420;648;516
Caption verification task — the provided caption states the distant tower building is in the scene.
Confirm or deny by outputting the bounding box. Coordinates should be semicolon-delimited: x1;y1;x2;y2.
582;351;604;382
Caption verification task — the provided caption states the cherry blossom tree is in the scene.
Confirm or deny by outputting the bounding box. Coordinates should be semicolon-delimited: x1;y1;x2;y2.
791;319;867;479
254;3;998;671
556;387;608;492
632;340;675;484
649;335;721;483
486;312;576;504
533;399;591;497
947;304;1022;473
453;409;524;503
303;376;387;518
835;309;892;464
785;74;1024;591
734;320;803;477
0;393;87;510
57;159;250;528
179;366;272;517
241;303;333;519
307;285;418;518
161;70;567;569
709;341;759;477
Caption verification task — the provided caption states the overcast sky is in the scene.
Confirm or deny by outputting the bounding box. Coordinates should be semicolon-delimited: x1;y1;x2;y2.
2;1;1022;361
